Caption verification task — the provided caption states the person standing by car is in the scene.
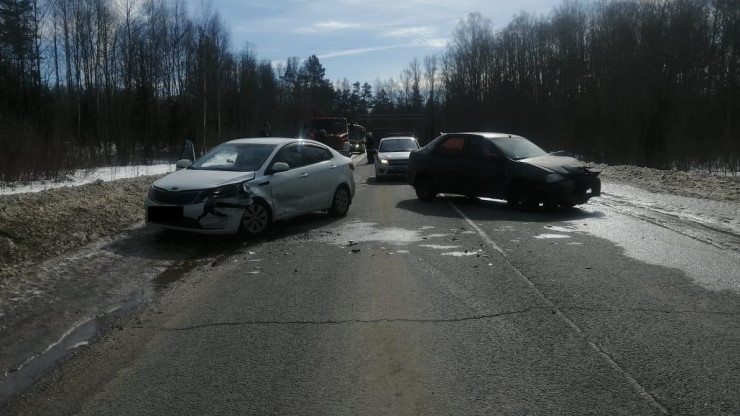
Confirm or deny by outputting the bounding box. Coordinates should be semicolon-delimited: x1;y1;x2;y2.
259;122;271;137
365;132;375;164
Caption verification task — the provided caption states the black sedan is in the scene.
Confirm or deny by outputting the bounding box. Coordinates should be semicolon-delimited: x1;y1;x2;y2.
406;132;600;209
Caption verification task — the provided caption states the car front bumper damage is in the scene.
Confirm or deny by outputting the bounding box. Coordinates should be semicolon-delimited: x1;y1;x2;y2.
145;194;254;234
537;174;601;206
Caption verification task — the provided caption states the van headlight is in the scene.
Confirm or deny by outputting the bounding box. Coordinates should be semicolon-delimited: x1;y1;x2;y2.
380;159;389;165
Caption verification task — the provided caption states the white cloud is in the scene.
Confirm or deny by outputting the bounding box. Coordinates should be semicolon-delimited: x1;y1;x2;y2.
317;46;402;59
316;39;447;61
417;38;448;48
294;21;361;34
383;26;435;38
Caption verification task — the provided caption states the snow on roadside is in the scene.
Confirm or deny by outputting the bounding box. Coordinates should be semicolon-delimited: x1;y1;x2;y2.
594;182;740;252
595;164;740;203
0;164;175;196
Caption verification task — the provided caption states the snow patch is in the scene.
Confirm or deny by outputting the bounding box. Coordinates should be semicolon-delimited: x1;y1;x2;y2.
534;234;571;239
0;164;174;195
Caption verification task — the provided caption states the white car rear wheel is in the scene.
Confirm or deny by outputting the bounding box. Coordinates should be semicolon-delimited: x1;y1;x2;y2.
329;186;351;217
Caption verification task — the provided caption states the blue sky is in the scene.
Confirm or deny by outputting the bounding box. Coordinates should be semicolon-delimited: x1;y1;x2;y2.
187;0;563;86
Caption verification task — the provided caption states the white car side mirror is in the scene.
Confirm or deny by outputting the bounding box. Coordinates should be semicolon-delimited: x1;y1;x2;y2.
271;162;290;173
175;159;191;170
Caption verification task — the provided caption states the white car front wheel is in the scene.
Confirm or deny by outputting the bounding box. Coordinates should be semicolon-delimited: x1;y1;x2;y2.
240;201;271;236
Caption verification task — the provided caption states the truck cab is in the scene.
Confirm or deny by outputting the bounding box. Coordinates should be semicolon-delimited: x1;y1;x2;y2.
305;117;351;156
348;124;366;154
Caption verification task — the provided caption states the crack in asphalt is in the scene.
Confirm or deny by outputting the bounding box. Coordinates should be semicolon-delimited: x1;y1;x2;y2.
160;306;740;334
563;306;740;316
448;201;671;415
161;307;550;331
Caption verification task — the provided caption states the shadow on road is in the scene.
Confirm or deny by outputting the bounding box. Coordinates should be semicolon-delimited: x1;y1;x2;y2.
397;194;607;223
102;212;347;261
365;176;409;186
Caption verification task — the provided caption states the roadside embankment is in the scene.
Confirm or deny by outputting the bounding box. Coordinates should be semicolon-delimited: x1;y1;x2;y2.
595;165;740;203
0;175;162;282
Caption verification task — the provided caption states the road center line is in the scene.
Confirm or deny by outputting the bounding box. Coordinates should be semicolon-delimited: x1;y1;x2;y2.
448;200;670;415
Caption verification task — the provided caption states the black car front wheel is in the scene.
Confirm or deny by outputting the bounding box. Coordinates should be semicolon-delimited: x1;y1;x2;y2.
414;176;437;201
507;184;539;211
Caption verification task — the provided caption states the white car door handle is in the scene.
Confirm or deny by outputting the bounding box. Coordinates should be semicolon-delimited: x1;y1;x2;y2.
330;165;337;169
300;173;309;178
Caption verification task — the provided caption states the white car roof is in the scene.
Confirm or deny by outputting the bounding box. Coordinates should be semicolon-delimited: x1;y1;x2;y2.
379;136;417;141
224;137;327;147
453;132;527;140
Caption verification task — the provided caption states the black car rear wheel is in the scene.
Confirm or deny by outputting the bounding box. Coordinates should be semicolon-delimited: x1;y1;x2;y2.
415;176;437;201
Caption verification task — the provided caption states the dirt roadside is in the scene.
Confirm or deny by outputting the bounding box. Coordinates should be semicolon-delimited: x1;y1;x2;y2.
594;164;740;203
0;175;162;282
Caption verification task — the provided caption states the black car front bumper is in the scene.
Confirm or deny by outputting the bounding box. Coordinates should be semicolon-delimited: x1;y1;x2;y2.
537;175;601;205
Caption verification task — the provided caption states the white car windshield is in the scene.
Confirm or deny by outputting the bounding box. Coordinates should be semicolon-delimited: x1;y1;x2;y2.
491;138;547;160
378;139;419;152
190;143;277;172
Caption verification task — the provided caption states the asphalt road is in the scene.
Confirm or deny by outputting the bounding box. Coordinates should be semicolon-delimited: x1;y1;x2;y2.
4;156;740;415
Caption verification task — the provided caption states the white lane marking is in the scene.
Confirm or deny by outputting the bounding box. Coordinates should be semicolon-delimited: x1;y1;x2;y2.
448;200;669;415
447;203;506;257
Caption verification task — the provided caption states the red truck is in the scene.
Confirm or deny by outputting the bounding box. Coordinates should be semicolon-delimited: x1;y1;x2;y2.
305;117;351;156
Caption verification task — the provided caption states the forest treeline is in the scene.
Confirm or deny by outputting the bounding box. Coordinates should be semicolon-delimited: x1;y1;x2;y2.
0;0;738;183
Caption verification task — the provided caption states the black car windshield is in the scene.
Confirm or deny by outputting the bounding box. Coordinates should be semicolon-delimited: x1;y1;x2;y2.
378;138;419;152
491;138;547;160
190;143;277;171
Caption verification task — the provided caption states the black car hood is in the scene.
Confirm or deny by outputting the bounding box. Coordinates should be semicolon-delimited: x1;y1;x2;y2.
519;155;585;175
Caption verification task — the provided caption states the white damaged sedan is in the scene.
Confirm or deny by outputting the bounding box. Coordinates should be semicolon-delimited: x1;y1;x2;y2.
145;138;355;236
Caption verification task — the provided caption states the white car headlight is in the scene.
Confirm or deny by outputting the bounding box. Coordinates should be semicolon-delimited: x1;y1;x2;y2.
199;182;252;203
545;173;566;184
380;159;389;165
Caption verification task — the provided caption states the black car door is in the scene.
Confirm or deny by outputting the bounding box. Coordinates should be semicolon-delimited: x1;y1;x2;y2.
427;135;476;195
468;137;507;198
